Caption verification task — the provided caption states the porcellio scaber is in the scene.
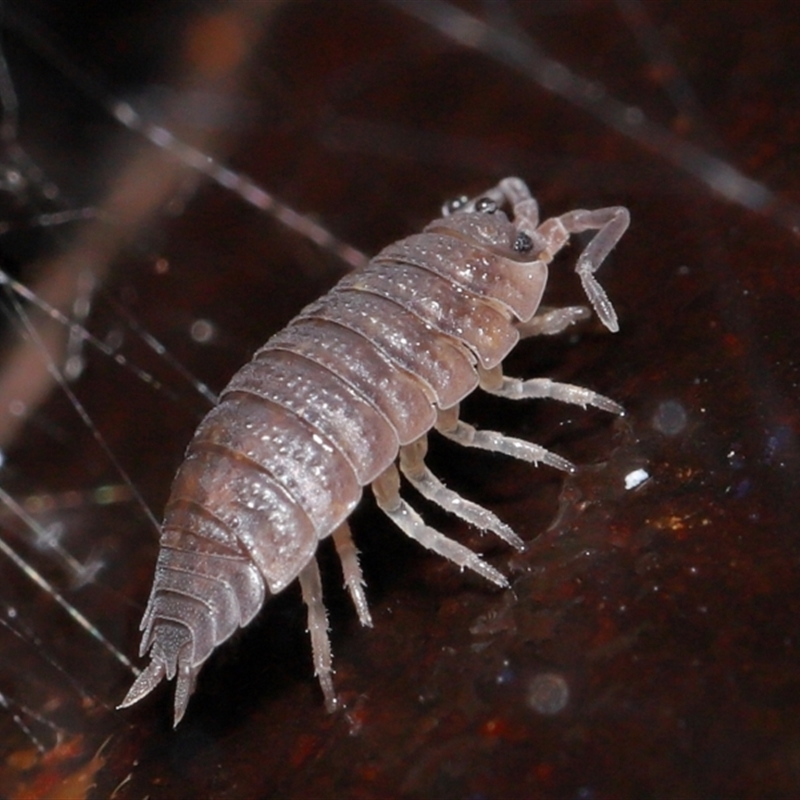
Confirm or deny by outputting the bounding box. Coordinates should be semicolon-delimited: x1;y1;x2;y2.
120;177;630;725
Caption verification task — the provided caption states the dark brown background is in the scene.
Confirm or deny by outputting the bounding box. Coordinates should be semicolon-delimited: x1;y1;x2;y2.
0;1;798;798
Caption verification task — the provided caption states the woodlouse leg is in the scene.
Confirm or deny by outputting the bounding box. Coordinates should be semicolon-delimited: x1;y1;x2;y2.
478;364;624;415
537;206;630;333
435;406;575;473
298;558;338;712
371;465;509;588
516;305;591;338
398;436;525;551
332;522;373;628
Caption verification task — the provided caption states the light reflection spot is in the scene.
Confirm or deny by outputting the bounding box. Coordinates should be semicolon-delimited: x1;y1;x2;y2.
526;672;569;715
624;468;650;490
190;319;216;344
652;400;687;435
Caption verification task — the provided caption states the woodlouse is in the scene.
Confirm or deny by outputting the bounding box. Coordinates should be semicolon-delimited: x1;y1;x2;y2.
119;177;629;725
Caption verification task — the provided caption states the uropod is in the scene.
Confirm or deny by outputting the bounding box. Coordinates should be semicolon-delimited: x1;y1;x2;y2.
120;177;630;725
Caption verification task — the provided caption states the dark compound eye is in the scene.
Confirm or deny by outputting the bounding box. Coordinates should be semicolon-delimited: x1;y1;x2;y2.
513;231;533;253
445;195;469;214
474;197;497;213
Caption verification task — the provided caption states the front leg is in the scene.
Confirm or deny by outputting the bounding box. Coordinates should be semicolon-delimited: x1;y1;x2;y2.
515;305;591;339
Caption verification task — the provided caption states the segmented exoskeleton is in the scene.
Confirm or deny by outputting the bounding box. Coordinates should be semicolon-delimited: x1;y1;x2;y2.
120;177;629;725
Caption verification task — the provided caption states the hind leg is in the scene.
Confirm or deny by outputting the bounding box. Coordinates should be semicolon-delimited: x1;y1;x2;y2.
398;436;524;550
298;558;337;712
332;522;372;628
371;464;508;588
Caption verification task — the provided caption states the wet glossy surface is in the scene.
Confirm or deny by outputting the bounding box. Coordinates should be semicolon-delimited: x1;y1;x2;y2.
0;1;799;798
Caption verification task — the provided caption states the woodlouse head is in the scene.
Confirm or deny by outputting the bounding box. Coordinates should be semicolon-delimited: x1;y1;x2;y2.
437;193;544;261
426;208;520;253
